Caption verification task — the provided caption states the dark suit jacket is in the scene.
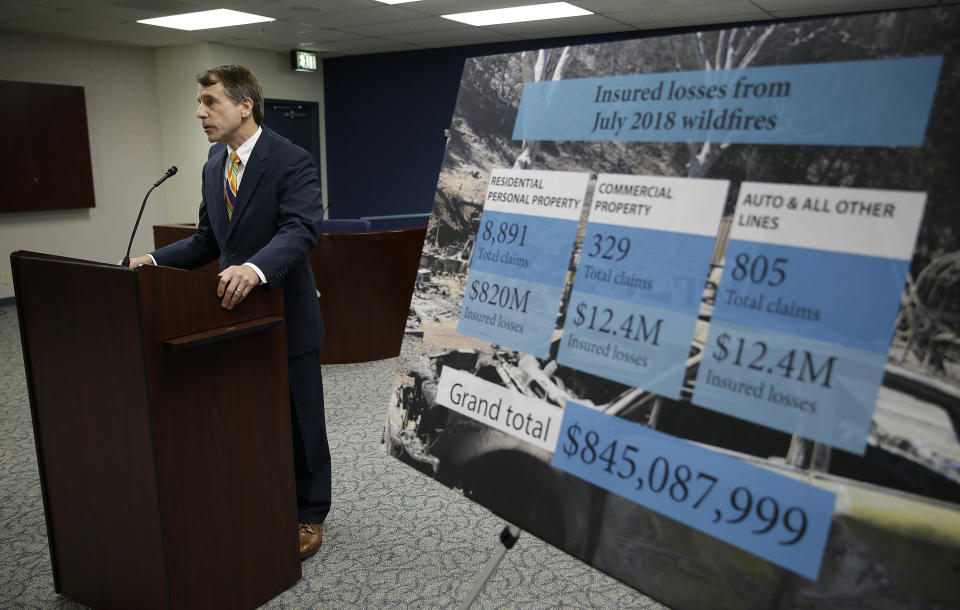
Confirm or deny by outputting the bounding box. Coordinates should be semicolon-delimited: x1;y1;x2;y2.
152;126;325;358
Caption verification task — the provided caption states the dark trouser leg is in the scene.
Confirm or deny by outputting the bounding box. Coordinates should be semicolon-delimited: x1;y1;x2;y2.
288;350;331;524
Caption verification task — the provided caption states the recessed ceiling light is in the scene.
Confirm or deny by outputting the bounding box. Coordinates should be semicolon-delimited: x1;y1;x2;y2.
442;2;592;27
138;9;275;31
373;0;421;4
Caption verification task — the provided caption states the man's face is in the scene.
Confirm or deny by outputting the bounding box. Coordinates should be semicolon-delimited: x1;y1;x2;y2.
196;80;246;146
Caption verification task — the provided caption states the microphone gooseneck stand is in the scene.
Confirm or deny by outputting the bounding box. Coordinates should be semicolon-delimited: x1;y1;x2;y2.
121;166;177;268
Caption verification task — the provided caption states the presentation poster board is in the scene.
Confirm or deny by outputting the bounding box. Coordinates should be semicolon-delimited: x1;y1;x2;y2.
384;8;960;609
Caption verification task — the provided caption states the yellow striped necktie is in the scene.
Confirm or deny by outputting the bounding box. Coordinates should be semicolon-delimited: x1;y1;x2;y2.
226;151;240;221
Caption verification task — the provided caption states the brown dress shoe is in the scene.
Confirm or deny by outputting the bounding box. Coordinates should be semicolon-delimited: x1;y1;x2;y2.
299;523;322;560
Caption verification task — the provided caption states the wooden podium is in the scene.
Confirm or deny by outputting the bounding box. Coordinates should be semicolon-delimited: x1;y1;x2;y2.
152;223;427;364
309;226;426;363
11;251;301;609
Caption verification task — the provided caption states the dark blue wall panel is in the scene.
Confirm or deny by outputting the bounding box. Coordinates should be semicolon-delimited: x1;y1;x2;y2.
322;32;657;230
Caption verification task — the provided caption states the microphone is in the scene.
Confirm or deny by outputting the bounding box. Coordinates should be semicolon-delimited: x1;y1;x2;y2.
153;165;178;187
121;166;178;268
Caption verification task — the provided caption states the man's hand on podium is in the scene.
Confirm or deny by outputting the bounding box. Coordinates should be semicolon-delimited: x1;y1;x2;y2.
122;255;155;268
218;264;259;310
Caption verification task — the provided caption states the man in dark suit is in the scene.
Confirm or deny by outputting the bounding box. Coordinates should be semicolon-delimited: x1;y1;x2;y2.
127;65;329;560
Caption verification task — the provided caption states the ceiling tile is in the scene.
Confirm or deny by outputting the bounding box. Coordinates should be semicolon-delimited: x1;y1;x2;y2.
209;18;315;37
1;9;121;33
400;0;553;17
635;10;773;28
197;28;262;44
229;4;327;22
248;0;382;13
766;0;933;16
415;32;526;47
291;4;423;27
340;15;475;35
387;27;522;44
164;0;257;8
28;0;138;8
0;1;56;20
608;0;769;24
238;0;384;19
110;0;199;9
69;3;176;20
123;30;207;46
311;36;421;52
571;0;662;10
216;37;290;51
613;0;732;6
755;0;923;10
484;13;635;35
65;21;161;41
258;28;366;44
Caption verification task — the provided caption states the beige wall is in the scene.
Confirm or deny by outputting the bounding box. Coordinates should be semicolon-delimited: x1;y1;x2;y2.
155;43;212;228
0;33;166;300
0;36;327;301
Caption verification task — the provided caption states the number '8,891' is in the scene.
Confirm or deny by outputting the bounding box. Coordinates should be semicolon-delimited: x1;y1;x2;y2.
481;220;527;246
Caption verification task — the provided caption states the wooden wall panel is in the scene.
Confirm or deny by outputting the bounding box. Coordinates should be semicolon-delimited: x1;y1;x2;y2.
0;80;96;213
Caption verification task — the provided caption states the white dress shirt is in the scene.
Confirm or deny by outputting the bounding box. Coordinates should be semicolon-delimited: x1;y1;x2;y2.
226;127;266;284
149;126;266;284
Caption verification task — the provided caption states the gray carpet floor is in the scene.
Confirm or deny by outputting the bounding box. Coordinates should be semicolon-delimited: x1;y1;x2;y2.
0;303;667;609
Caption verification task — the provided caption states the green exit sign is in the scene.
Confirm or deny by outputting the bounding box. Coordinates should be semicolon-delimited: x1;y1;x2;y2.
291;50;318;72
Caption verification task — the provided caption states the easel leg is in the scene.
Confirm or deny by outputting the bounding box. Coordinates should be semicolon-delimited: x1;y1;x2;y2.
458;525;522;610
